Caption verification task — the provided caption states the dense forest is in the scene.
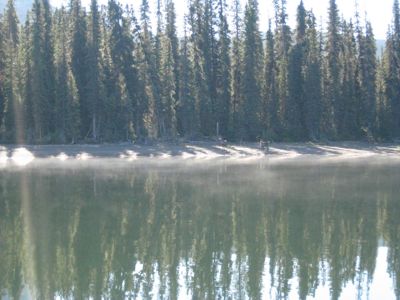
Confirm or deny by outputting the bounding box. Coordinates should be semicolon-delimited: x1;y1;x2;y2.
0;0;399;144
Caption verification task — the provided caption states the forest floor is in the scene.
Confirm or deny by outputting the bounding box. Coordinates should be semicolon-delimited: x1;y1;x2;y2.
1;141;400;166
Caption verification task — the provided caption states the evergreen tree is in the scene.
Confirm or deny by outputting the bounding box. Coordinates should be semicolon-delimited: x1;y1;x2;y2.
165;0;180;136
53;7;69;142
340;21;359;138
242;0;262;140
287;0;306;139
376;55;391;139
137;0;160;139
86;0;102;140
20;16;35;142
274;0;291;138
107;0;139;141
160;0;179;137
215;0;231;138
188;0;208;136
178;22;196;136
230;0;242;140
356;20;377;138
70;0;88;139
54;7;80;142
385;0;400;137
195;0;217;136
1;0;21;142
98;5;119;140
303;10;322;140
262;20;279;139
154;0;164;136
323;0;341;138
30;0;56;142
0;14;4;133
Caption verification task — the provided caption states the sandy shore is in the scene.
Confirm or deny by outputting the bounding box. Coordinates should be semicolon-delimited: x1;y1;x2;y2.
0;141;399;166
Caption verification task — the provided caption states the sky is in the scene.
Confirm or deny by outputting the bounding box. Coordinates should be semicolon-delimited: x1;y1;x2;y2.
48;0;394;39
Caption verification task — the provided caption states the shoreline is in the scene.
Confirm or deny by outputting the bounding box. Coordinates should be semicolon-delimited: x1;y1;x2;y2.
1;141;400;166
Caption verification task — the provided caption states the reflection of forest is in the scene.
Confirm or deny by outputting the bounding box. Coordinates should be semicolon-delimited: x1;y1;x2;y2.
0;162;399;300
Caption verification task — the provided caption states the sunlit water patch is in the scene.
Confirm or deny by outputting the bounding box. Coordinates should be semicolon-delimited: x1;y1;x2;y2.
10;147;35;166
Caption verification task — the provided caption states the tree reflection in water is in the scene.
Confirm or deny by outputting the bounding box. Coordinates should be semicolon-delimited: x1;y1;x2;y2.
0;160;399;300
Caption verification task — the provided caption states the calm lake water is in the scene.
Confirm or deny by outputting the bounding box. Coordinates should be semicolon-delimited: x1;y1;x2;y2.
0;158;400;300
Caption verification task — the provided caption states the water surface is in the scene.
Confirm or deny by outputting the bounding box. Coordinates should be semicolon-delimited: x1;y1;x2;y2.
0;159;399;299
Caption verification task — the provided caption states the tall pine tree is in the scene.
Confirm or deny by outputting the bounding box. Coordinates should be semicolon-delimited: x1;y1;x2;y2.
1;0;21;142
242;0;262;140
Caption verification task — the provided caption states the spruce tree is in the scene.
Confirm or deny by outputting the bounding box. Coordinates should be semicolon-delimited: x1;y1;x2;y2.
70;0;88;139
0;14;4;135
166;0;180;133
178;22;196;137
215;0;231;138
387;0;400;136
20;17;35;142
242;0;262;140
188;0;209;136
303;10;322;140
54;7;80;142
376;55;391;139
160;0;179;137
154;0;164;136
137;0;160;139
383;31;400;139
30;0;56;142
340;21;359;138
107;0;139;141
198;0;217;136
86;0;102;140
356;20;377;138
263;20;279;140
53;7;69;142
230;0;242;140
2;0;21;142
287;0;306;139
323;0;341;138
274;0;291;138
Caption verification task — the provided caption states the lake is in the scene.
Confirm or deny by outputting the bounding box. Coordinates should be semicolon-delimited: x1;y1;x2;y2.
0;158;399;299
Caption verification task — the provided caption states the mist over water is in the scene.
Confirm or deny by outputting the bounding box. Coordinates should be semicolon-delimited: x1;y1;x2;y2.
0;159;399;299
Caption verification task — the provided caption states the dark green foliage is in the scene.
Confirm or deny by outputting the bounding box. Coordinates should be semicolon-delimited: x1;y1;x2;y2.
1;0;20;142
53;7;80;143
357;21;377;137
340;21;359;139
106;1;139;141
86;0;102;140
229;0;242;140
303;12;322;140
242;0;262;140
384;0;400;137
263;21;279;140
0;14;5;133
0;0;399;143
323;0;341;138
177;26;197;137
70;0;88;139
287;1;306;140
274;0;292;139
159;0;179;137
30;0;56;142
215;0;231;138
